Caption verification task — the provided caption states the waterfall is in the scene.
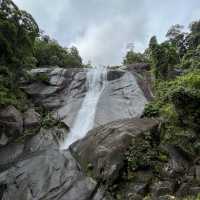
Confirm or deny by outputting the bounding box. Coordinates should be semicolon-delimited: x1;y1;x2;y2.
60;66;107;149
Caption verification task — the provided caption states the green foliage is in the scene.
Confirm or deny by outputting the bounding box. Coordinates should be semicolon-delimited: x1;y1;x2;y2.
28;72;49;83
38;107;65;129
148;20;200;81
181;45;200;70
22;56;38;69
160;103;178;122
149;36;158;50
36;73;49;83
166;24;184;40
0;64;28;109
0;0;39;108
183;194;200;200
145;70;200;160
169;87;200;131
144;67;200;157
0;82;28;110
143;194;200;200
125;133;168;176
0;0;83;110
0;0;39;73
149;40;180;80
143;103;160;118
34;37;82;68
126;136;157;171
166;24;186;57
186;20;200;50
41;113;58;129
0;84;18;107
123;50;148;65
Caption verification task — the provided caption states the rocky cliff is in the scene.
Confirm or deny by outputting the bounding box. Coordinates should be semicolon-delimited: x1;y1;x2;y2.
0;66;198;200
0;117;159;200
22;66;149;128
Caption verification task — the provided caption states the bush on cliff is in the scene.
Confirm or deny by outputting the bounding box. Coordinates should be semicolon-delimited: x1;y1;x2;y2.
144;70;200;127
123;50;148;65
34;37;82;68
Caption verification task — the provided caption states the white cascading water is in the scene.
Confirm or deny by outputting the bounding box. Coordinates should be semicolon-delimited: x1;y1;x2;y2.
60;66;107;149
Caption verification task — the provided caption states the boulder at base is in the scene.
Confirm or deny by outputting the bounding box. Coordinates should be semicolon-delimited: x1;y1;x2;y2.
71;118;159;184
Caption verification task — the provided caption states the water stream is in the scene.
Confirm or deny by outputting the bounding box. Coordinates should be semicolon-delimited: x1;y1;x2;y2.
60;66;107;149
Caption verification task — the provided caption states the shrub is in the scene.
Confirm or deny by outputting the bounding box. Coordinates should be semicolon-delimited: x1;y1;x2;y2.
143;103;160;118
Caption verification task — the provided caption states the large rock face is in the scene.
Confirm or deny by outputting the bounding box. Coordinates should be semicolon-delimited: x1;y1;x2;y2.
0;116;198;199
94;72;147;127
0;127;106;200
0;66;159;199
1;149;98;200
0;118;159;200
22;67;148;129
71;118;159;184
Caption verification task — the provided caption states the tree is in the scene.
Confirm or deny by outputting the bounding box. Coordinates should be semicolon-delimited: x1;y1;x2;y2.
186;20;200;50
149;37;179;80
149;36;158;50
123;50;147;65
190;20;200;34
166;24;186;57
0;0;39;84
68;46;82;66
34;37;82;68
181;44;200;70
0;0;39;107
166;24;184;40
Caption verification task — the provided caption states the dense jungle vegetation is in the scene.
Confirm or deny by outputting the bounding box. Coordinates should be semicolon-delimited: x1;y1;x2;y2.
124;20;200;192
0;0;82;108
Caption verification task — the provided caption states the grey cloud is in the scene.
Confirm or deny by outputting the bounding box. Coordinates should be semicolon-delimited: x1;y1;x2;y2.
13;0;200;65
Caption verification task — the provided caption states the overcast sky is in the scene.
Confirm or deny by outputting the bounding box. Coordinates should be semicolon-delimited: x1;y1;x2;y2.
13;0;200;65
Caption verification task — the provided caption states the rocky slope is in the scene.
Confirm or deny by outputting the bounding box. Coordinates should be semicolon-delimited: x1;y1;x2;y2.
1;66;199;200
1;115;199;200
0;117;158;200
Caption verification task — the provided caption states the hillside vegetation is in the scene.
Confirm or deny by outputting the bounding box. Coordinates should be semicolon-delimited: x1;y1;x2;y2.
0;0;82;108
142;21;200;157
122;20;200;200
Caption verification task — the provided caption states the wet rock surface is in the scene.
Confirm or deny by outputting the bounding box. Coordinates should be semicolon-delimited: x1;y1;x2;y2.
22;67;148;128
